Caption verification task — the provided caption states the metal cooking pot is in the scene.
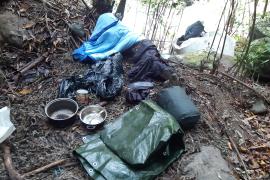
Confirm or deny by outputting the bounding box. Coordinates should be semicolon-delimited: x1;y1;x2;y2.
79;105;107;130
45;98;79;128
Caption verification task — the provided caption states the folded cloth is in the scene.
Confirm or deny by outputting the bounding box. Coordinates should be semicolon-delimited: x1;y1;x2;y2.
73;13;140;62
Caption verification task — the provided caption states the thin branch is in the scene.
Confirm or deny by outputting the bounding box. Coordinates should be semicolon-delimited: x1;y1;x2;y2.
22;159;68;178
205;0;229;62
219;71;270;104
1;143;23;180
227;135;250;180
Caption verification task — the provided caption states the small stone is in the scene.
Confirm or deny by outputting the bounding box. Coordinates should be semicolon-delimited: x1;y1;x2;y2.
69;23;85;38
250;99;268;115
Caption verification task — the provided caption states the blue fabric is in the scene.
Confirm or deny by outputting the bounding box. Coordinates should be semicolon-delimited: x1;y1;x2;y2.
73;13;140;62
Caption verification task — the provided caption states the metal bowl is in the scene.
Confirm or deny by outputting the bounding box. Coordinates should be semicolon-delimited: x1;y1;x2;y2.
79;105;107;130
45;98;79;127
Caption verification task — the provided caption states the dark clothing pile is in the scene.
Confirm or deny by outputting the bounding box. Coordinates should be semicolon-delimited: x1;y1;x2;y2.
125;81;154;104
123;40;173;82
177;21;205;46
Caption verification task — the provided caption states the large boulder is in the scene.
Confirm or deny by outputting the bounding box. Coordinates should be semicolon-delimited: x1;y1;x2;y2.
0;12;28;48
184;146;236;180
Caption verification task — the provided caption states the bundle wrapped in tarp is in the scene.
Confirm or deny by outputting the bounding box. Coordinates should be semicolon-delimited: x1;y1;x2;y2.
73;13;140;62
157;86;200;130
74;100;185;179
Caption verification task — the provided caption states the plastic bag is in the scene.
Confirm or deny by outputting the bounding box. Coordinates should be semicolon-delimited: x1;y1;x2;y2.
58;53;124;100
0;107;15;143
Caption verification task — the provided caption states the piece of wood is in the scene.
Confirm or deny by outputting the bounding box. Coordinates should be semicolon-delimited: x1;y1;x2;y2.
0;70;20;97
22;159;67;178
36;0;60;12
218;71;270;104
18;53;48;75
99;101;108;107
257;119;270;124
227;134;250;180
1;143;23;180
70;36;79;48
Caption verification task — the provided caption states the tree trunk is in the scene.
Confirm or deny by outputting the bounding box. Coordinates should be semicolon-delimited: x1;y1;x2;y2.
262;0;268;18
92;0;113;14
116;0;127;20
243;0;259;59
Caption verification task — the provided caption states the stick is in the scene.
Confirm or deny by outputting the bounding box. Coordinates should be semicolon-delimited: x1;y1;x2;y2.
257;119;270;124
1;143;23;180
227;135;250;180
70;36;79;48
19;54;47;74
45;13;52;37
99;101;108;107
22;159;67;178
36;0;60;12
0;69;20;96
219;71;270;104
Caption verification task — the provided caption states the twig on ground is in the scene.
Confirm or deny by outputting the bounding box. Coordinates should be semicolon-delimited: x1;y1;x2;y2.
0;69;20;97
70;36;79;48
36;0;60;12
45;13;52;37
1;142;23;180
22;159;68;178
257;119;270;124
227;134;250;180
218;71;270;104
19;53;48;75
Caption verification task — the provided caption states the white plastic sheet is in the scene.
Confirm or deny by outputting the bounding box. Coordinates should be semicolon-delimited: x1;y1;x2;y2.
0;107;15;143
173;32;236;57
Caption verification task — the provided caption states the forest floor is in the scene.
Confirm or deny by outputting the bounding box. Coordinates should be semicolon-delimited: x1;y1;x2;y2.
0;0;269;180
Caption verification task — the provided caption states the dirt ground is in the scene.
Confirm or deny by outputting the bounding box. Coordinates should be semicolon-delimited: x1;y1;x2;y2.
0;0;270;180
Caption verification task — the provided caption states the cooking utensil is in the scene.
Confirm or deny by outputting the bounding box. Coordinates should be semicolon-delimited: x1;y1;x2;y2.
45;98;79;127
79;105;107;130
76;89;89;106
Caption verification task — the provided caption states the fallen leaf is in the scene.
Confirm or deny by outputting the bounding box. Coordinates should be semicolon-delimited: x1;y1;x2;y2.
227;141;232;151
259;160;266;166
249;158;260;169
239;146;248;153
22;22;35;29
19;8;27;13
18;89;32;95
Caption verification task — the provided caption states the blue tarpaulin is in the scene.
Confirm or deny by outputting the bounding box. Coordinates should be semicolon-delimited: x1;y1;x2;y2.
73;13;140;62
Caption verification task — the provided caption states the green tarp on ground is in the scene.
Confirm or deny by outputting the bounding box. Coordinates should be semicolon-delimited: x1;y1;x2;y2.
74;100;185;180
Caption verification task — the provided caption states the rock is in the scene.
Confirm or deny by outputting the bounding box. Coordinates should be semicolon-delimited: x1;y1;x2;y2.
69;23;85;38
184;146;236;180
0;12;29;48
250;99;268;115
